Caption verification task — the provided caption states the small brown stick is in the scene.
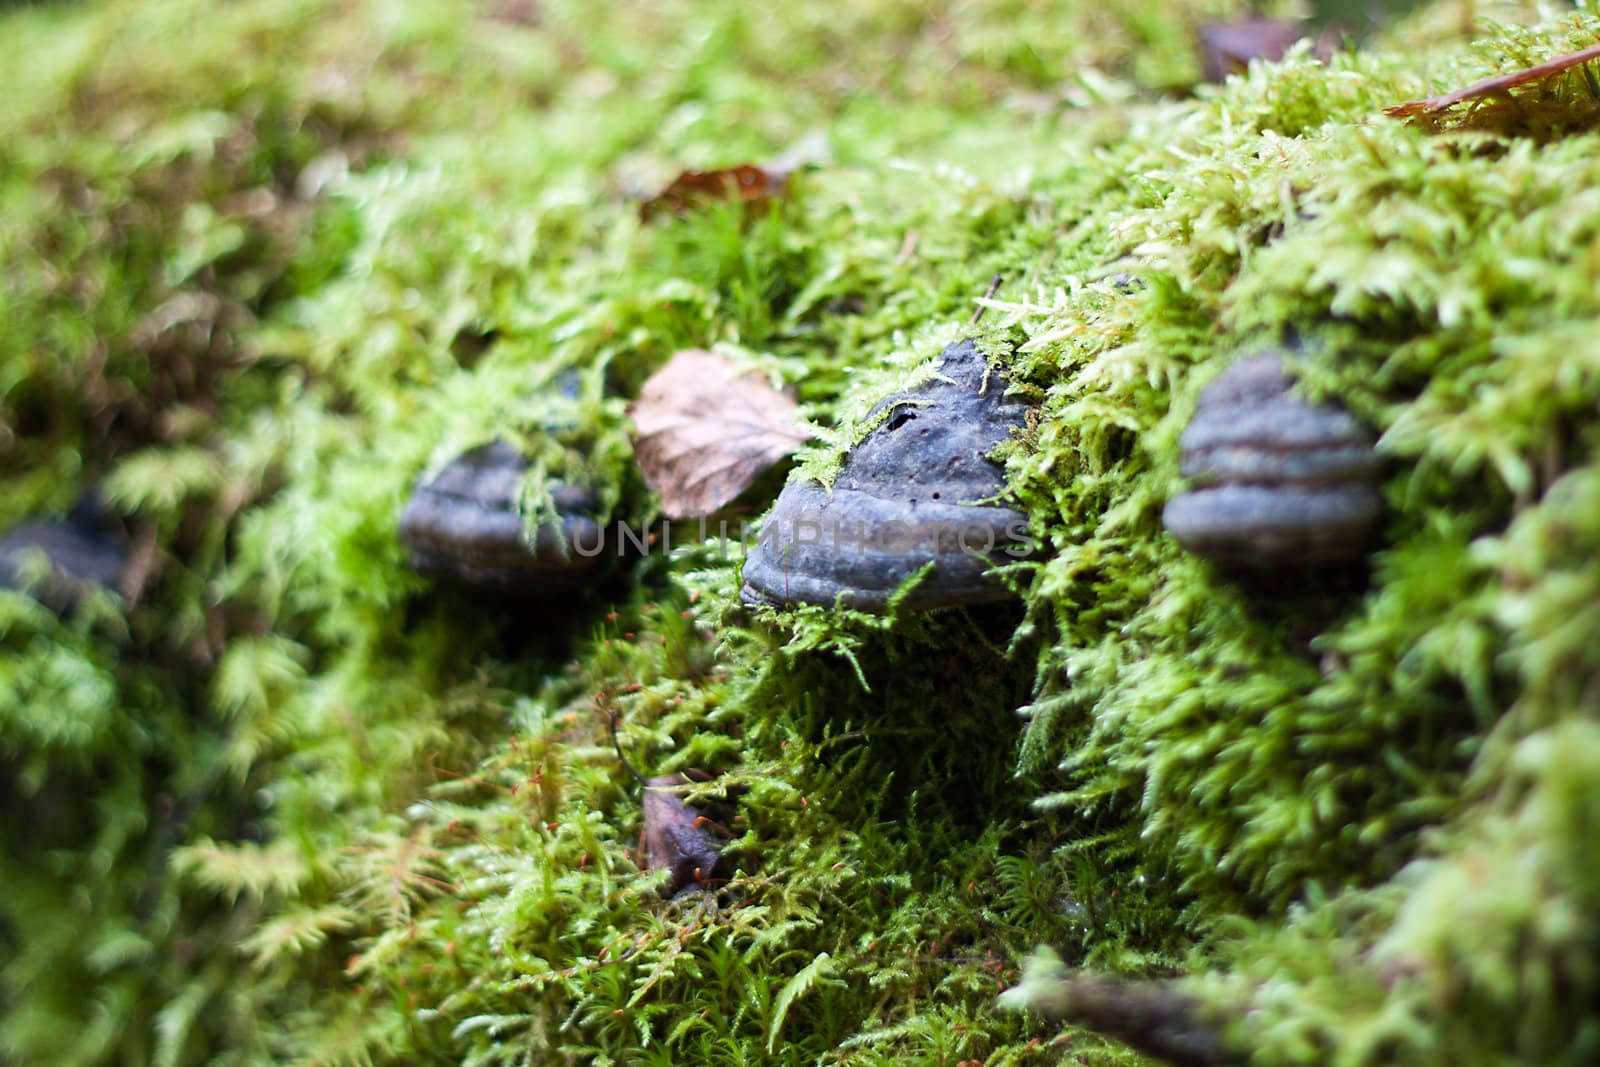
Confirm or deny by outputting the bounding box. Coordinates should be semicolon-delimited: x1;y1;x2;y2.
896;230;919;264
118;520;161;604
606;705;652;787
971;273;1005;324
1386;42;1600;118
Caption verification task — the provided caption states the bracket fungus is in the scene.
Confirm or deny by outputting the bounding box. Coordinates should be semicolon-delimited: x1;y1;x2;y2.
397;439;603;589
1163;352;1381;567
740;338;1035;612
0;501;128;613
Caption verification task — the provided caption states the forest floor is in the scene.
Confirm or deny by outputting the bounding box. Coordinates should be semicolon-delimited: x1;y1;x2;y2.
4;1;1600;1065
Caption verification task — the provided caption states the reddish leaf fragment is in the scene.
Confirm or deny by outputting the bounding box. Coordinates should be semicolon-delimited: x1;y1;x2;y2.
640;164;786;221
484;0;539;26
639;775;728;897
1386;42;1600;119
1198;19;1339;83
628;349;809;519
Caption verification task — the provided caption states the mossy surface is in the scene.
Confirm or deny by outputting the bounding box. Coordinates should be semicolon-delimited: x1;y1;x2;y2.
3;1;1600;1064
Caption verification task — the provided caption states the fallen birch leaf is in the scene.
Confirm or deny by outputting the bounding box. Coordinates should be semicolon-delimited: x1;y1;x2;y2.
639;164;786;221
1387;42;1600;120
628;349;808;518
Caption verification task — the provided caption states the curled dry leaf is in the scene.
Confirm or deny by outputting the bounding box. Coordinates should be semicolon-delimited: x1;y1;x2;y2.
639;164;786;221
628;349;809;519
1386;42;1600;120
640;774;728;897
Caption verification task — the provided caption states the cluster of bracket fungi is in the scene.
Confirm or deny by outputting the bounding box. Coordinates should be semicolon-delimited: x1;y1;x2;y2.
378;339;1380;891
393;338;1041;612
0;331;1381;898
390;341;1380;618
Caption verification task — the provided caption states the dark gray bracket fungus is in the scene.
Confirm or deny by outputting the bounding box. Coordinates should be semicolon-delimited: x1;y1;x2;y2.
740;338;1036;612
1163;352;1381;567
1;501;128;614
397;439;604;589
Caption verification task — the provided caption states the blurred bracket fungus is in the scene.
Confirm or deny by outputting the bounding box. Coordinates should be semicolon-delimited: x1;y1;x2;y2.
1162;351;1381;568
397;440;604;590
0;499;130;614
740;338;1037;612
1000;947;1238;1067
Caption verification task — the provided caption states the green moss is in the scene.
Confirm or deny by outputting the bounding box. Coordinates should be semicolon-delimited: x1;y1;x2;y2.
5;0;1600;1064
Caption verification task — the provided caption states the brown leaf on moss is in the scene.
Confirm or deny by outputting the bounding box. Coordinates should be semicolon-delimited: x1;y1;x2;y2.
628;349;808;519
1387;42;1600;120
1197;19;1341;84
640;775;728;897
639;164;786;221
484;0;539;26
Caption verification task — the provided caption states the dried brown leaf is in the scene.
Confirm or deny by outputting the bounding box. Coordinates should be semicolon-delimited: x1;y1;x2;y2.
639;774;728;896
1197;19;1340;84
1387;42;1600;119
628;349;808;519
639;164;786;221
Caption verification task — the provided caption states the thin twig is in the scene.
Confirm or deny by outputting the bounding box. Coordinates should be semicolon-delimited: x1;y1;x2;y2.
971;274;1005;324
1387;42;1600;118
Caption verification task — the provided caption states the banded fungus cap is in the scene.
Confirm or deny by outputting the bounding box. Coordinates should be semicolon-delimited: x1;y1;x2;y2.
1162;351;1382;567
398;439;603;589
740;338;1036;612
